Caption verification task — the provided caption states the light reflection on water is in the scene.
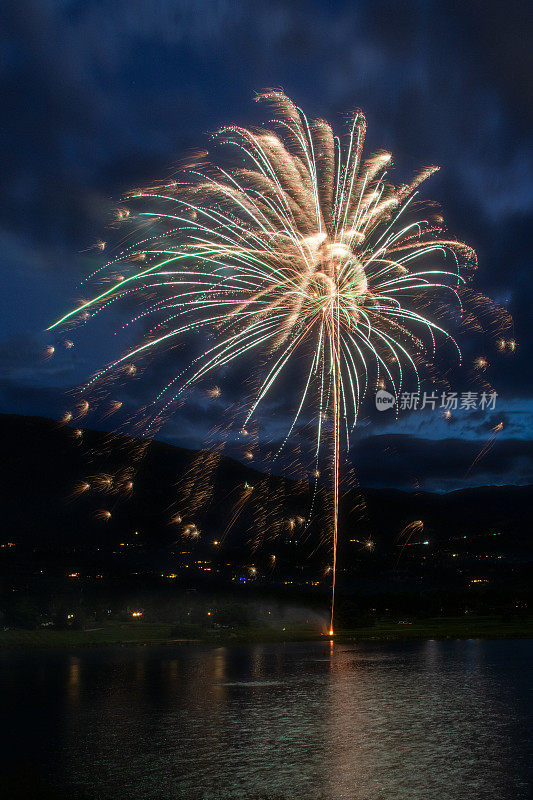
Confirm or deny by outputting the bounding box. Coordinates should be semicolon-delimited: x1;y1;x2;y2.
0;639;531;799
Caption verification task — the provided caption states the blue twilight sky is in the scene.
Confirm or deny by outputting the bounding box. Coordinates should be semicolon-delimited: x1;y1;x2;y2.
0;0;532;491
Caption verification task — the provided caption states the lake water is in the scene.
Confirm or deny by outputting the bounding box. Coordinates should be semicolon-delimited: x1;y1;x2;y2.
0;640;531;799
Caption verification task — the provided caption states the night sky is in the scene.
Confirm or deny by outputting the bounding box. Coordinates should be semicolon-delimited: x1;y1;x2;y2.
1;0;532;491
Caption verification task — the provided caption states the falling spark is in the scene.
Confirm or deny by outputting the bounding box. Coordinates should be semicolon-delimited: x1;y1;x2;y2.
71;480;91;497
103;400;123;418
93;473;113;492
76;399;90;418
183;523;200;538
396;520;424;565
466;421;504;476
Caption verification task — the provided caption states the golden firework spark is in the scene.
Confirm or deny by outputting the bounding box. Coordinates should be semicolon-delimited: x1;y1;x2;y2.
49;92;504;632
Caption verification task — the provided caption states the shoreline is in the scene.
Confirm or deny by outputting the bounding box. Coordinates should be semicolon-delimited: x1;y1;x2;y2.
1;617;532;651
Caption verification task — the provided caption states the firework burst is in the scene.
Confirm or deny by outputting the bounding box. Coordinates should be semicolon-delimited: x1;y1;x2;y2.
49;91;506;631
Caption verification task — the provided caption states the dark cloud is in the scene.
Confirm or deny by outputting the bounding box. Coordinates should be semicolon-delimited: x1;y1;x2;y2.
350;433;533;492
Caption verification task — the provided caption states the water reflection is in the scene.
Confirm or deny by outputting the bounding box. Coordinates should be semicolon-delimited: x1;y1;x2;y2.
67;656;81;705
0;640;531;799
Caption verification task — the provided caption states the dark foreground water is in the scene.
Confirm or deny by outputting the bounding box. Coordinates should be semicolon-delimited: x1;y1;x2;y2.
0;640;531;800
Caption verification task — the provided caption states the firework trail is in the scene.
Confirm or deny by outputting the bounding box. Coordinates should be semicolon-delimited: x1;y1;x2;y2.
49;91;504;632
466;421;504;477
396;520;425;566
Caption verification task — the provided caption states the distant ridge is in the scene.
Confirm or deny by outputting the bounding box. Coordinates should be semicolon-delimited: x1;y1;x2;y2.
1;414;531;558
